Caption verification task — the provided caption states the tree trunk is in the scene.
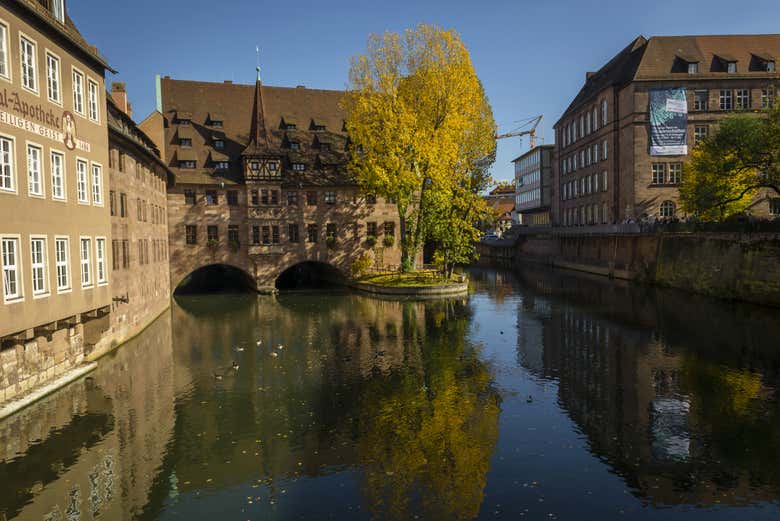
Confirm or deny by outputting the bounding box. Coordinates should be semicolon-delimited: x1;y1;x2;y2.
411;177;429;271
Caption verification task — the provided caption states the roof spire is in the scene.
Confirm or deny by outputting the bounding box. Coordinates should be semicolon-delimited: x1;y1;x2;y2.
256;46;261;83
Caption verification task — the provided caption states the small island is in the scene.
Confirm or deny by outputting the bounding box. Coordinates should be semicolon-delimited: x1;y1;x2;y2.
351;269;469;297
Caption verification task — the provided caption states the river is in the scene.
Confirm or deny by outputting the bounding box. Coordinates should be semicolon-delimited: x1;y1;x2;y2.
2;266;780;520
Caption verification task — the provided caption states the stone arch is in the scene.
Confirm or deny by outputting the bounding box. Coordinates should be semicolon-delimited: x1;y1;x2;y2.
274;260;348;290
173;263;257;295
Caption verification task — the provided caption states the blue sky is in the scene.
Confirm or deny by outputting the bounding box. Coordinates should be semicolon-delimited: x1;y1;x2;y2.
70;0;780;183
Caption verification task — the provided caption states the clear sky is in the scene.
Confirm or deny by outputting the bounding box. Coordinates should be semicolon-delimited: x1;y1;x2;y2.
70;0;780;184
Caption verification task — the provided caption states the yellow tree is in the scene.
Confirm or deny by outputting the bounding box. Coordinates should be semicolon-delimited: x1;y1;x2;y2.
343;24;496;271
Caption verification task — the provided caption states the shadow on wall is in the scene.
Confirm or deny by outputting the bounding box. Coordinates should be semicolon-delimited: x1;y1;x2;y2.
174;264;257;295
274;261;347;291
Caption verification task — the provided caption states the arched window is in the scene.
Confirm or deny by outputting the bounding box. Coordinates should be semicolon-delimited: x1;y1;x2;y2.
660;200;676;217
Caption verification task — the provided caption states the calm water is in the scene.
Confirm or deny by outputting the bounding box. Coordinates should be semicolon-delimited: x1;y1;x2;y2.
3;266;780;520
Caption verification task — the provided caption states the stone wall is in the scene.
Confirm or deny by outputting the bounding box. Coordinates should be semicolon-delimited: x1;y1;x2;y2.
477;232;780;307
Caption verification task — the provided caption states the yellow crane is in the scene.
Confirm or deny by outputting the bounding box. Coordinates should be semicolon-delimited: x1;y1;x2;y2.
495;115;543;150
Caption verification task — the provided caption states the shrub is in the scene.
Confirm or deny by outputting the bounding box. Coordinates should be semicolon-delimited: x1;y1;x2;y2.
365;235;377;247
351;253;373;278
326;236;337;249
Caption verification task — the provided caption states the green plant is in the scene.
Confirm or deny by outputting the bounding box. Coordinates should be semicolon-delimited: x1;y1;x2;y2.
206;239;219;250
326;236;337;249
365;235;377;247
383;235;395;248
351;253;373;278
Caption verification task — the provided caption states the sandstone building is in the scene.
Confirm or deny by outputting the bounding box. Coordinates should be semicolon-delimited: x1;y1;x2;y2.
554;35;780;226
152;72;401;293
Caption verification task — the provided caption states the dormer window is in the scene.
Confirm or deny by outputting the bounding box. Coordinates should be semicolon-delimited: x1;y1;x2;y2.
289;142;300;151
177;118;191;125
179;138;192;147
292;163;305;171
687;62;698;74
51;0;65;22
280;119;297;131
215;161;229;170
727;61;737;73
179;160;196;169
214;140;225;150
313;125;326;131
320;143;331;151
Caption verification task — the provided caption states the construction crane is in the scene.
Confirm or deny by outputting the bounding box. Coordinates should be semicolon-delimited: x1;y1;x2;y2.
495;115;543;150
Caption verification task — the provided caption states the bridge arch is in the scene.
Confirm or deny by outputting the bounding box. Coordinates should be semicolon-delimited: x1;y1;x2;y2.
173;263;258;295
274;260;348;290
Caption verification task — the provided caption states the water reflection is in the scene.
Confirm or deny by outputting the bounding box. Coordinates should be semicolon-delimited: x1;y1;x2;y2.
3;269;780;520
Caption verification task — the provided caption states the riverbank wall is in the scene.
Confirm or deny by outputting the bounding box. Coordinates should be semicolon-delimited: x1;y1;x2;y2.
476;232;780;307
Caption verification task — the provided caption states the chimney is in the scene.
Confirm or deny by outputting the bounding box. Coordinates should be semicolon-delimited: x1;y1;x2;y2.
111;82;132;117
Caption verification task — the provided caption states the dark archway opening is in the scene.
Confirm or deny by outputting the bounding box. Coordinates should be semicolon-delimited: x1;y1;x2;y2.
275;262;347;291
174;264;257;295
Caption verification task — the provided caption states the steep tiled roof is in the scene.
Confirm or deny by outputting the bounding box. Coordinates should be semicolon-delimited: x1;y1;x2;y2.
556;34;780;127
161;77;350;186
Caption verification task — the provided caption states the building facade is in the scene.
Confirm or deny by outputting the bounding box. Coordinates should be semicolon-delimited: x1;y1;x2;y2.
554;35;780;226
513;144;554;226
104;83;172;353
152;74;402;293
0;0;112;402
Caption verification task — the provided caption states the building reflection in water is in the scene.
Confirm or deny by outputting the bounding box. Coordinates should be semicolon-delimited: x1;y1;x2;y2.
506;265;780;508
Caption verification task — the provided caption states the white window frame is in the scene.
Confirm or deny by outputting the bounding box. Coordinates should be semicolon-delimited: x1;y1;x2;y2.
72;67;85;116
602;140;608;161
50;149;66;200
95;236;107;285
54;235;70;293
76;157;89;204
79;236;92;289
603;171;608;192
0;19;10;82
91;162;103;205
87;78;100;122
601;99;608;126
2;235;23;303
29;235;49;298
45;50;61;105
0;133;16;193
19;33;38;94
51;0;65;23
26;141;44;197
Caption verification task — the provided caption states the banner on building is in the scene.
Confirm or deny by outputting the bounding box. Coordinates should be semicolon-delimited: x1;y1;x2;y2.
649;87;688;156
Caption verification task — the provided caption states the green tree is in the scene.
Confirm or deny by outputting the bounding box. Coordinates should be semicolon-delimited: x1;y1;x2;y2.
343;24;496;271
680;103;780;221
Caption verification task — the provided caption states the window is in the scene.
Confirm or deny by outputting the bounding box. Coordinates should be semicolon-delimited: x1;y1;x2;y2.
762;86;775;109
88;80;100;121
72;69;85;115
289;223;299;243
261;226;270;245
184;189;196;205
289;142;300;151
261;189;269;205
211;120;223;128
307;224;318;243
95;238;107;285
719;89;733;110
292;162;305;171
2;237;22;301
586;111;591;134
228;224;240;244
694;125;709;144
693;90;708;111
185;225;197;244
586;147;591;165
687;62;698;74
50;151;65;200
326;223;337;242
179;138;192;147
660;200;676;218
250;190;259;206
593;143;599;163
651;163;666;185
51;0;65;22
287;191;298;206
27;143;43;196
592;107;598;131
227;190;239;206
120;192;127;217
736;89;750;110
213;139;225;149
205;190;217;205
207;225;218;242
80;237;92;288
179;160;196;169
727;61;737;74
20;36;37;92
770;198;780;215
252;226;260;245
46;52;61;103
23;260;49;305
306;191;317;205
91;163;103;205
272;225;280;244
384;222;395;237
250;161;259;171
668;163;682;184
271;190;279;205
324;191;336;205
768;61;777;73
602;171;608;192
67;158;85;203
121;240;129;268
579;115;584;138
112;240;119;270
109;191;116;215
602;140;608;161
0;22;8;80
366;222;377;238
